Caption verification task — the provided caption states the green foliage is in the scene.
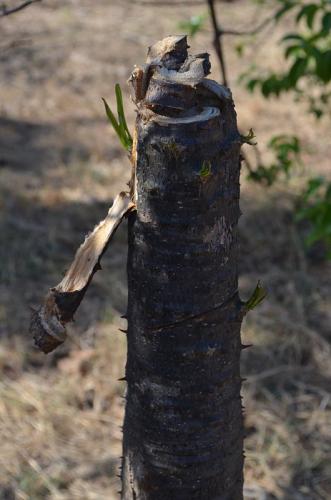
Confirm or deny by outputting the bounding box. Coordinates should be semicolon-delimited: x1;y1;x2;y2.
296;176;331;256
245;281;267;311
247;135;301;185
242;0;331;117
102;84;133;152
177;14;206;37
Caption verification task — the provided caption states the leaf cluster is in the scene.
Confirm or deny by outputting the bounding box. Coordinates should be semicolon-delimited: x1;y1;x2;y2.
247;135;301;186
242;0;331;117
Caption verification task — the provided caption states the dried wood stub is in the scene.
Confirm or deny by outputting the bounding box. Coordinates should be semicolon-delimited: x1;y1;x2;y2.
30;192;133;353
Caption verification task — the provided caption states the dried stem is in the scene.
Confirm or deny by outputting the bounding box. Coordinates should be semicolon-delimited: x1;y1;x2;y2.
30;192;134;353
219;15;274;37
207;0;228;86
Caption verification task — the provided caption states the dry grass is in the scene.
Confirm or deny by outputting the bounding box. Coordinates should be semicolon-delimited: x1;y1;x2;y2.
0;1;330;499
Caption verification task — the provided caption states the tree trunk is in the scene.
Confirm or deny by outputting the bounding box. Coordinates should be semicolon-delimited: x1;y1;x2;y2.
122;36;244;499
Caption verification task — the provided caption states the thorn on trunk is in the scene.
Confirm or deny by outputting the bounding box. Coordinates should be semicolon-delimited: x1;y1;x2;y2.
118;376;127;381
119;328;128;334
241;344;252;350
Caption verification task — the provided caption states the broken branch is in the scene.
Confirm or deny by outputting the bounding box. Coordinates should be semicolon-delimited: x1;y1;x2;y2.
30;192;134;353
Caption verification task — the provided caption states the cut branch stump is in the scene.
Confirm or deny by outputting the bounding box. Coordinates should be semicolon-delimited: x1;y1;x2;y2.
123;36;244;499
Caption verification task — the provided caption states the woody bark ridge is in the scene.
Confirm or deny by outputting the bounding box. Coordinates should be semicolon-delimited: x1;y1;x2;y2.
122;36;245;499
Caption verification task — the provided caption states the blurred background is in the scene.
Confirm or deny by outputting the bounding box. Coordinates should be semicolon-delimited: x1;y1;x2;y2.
0;1;330;499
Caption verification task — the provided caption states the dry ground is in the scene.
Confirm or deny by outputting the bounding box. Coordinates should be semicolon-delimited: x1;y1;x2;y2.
0;1;330;499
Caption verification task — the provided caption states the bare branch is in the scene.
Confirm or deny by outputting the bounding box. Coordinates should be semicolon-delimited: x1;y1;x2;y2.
207;0;228;86
218;15;274;37
130;0;210;5
0;0;41;18
30;192;135;353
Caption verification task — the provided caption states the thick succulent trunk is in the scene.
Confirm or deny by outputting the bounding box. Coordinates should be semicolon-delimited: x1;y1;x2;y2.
122;37;244;499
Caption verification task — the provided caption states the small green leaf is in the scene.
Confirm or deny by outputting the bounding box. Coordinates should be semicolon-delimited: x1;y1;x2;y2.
287;57;308;86
282;33;305;43
115;83;133;149
235;43;245;57
178;14;206;37
285;44;302;59
275;2;297;22
295;176;331;258
322;12;331;33
315;49;331;83
303;177;325;201
102;88;132;152
102;97;121;138
245;281;267;311
199;160;212;178
296;4;319;30
246;78;260;92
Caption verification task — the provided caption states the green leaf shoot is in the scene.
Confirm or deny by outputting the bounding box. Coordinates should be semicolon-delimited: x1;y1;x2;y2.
102;84;133;152
199;160;212;179
244;281;267;312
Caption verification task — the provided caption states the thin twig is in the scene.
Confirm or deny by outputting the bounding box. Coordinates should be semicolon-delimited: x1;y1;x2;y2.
130;0;209;5
218;15;274;37
131;0;274;37
149;290;239;332
0;0;41;18
207;0;228;86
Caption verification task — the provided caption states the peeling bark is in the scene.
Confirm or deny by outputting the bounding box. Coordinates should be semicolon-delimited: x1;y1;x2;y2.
122;36;244;499
30;192;133;353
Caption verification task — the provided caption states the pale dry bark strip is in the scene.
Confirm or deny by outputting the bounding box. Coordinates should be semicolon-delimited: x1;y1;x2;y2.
30;192;134;353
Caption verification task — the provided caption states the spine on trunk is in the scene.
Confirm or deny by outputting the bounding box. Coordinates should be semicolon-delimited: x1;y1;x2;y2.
122;36;244;500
